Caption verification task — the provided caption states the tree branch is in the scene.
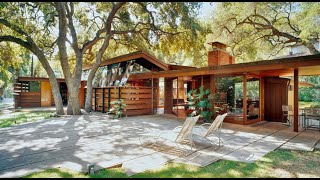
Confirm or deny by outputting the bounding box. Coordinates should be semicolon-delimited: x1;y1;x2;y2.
0;18;29;37
55;2;73;81
65;2;80;53
0;35;32;51
81;2;126;53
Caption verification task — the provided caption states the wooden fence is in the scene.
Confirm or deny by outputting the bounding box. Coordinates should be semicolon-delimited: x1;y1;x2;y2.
90;86;155;116
14;82;41;108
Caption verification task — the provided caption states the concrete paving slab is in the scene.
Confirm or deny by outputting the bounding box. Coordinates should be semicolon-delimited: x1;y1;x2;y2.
123;151;178;176
0;112;319;178
280;130;320;151
315;142;320;150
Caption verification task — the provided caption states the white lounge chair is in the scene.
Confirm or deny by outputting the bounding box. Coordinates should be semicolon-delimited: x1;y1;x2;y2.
190;113;228;149
139;115;200;155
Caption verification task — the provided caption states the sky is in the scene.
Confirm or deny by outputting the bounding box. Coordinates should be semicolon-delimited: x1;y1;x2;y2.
198;2;216;20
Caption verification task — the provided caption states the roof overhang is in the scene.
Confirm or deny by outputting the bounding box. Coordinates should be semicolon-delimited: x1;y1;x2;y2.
82;50;168;71
17;77;66;82
16;77;87;83
129;54;320;80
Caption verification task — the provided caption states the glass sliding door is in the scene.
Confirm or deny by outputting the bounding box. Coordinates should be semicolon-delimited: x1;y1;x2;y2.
215;76;245;124
245;77;260;124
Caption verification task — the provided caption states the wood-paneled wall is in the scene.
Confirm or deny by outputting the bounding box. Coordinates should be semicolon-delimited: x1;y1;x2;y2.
41;81;52;107
264;77;290;122
92;86;154;116
18;92;41;107
14;82;40;108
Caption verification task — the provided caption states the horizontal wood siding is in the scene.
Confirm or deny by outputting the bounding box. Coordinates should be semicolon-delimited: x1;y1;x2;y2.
92;86;153;116
19;92;41;107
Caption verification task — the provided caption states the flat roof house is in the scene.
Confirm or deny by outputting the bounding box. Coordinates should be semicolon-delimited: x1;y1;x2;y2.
14;42;320;132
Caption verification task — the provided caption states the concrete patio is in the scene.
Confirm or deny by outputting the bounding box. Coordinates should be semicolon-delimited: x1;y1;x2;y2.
0;112;319;178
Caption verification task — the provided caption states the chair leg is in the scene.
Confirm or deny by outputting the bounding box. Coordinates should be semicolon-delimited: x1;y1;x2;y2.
282;115;290;126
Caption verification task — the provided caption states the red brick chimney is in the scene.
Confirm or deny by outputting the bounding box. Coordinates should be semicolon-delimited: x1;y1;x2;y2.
207;42;235;66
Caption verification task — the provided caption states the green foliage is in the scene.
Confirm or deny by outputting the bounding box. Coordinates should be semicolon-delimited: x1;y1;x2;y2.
154;20;211;67
298;76;320;103
109;99;127;119
0;43;31;98
187;86;215;122
210;2;320;62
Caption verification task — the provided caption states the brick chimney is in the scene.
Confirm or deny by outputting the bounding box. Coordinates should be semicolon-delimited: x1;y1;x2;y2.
207;42;235;66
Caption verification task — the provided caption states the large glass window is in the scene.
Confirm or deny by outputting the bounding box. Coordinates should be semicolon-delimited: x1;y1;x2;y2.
246;78;260;121
215;76;244;122
159;78;164;107
29;81;40;92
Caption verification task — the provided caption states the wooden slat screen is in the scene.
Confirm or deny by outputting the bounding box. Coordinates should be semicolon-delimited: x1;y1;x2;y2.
19;92;41;107
14;82;40;108
92;86;153;116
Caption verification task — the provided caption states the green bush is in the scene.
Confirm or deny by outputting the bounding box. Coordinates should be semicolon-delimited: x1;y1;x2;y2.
109;99;127;118
187;86;216;123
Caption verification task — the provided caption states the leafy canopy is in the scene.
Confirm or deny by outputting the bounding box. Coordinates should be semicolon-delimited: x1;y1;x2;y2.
209;2;320;62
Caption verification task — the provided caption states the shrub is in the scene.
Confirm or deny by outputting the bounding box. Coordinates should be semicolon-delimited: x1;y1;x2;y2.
109;99;127;118
187;86;216;123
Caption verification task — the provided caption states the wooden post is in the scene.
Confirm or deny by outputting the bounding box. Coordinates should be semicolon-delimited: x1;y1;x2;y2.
243;74;247;124
108;88;111;111
102;88;105;113
20;82;22;107
210;75;215;108
201;75;204;87
78;81;85;108
151;77;154;114
176;77;179;117
118;86;121;100
191;80;196;89
155;78;160;110
94;88;97;111
164;78;173;114
294;69;299;132
259;76;265;121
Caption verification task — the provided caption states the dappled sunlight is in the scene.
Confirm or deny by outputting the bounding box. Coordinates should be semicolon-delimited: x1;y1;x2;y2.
257;156;273;163
24;167;87;178
29;137;66;151
0;112;25;119
273;168;293;178
296;172;320;178
7;127;37;136
1;112;319;178
0;111;52;128
58;162;85;173
2;167;45;178
228;169;243;177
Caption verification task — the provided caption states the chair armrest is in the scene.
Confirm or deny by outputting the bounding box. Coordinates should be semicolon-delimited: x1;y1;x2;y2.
199;123;211;127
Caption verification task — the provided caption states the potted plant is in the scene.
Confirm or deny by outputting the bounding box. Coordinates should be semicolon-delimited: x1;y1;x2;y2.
187;86;216;123
109;99;127;119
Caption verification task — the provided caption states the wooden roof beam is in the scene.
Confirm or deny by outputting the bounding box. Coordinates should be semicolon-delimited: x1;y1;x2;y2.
129;54;320;80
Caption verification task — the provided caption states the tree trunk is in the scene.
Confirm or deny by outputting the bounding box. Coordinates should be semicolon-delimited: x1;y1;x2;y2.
0;87;4;100
84;63;101;112
34;47;65;115
69;79;81;115
67;97;73;115
48;75;65;115
55;2;82;115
